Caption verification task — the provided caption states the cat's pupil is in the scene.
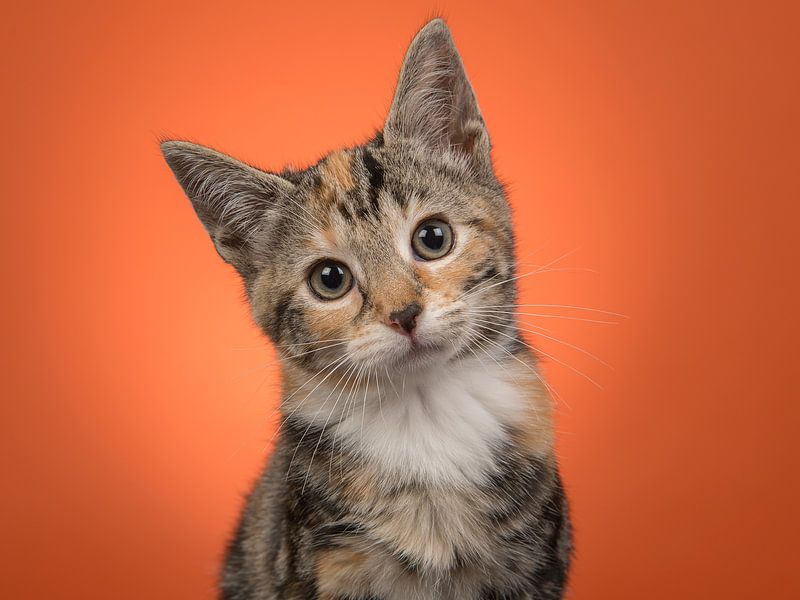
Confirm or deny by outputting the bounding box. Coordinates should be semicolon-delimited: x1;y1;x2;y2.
320;264;344;290
418;225;444;250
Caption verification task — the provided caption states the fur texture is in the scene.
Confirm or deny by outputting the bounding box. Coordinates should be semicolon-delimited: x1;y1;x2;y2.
162;18;571;600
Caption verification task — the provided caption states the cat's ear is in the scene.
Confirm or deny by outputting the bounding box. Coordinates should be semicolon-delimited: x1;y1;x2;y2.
160;140;293;277
384;19;491;169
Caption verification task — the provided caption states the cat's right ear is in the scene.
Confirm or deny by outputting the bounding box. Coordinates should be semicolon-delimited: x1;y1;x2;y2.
384;19;491;172
160;141;293;277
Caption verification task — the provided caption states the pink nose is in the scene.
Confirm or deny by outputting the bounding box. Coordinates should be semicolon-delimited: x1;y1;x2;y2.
387;302;422;335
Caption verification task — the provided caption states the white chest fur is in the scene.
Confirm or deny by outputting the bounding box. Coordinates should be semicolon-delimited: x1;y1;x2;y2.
330;356;533;486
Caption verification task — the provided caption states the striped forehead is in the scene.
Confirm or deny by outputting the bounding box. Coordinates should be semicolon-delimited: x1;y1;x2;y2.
292;140;498;261
313;146;395;222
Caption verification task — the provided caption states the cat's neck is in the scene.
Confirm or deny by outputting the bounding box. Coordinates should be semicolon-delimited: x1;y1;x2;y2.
286;350;553;487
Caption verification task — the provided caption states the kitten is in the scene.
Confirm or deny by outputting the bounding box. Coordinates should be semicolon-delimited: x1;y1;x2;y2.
162;18;571;600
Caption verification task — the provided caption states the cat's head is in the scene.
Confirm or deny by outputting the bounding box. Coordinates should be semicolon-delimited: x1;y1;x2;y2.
162;19;517;377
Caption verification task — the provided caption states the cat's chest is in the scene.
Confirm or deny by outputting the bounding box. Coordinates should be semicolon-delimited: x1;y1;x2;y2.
316;477;543;600
317;484;504;599
325;360;543;571
308;359;555;597
332;358;531;486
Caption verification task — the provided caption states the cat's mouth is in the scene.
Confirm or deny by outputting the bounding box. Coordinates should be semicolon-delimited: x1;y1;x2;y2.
392;336;449;368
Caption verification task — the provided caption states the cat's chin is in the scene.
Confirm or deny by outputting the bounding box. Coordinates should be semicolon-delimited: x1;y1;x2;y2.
385;338;457;372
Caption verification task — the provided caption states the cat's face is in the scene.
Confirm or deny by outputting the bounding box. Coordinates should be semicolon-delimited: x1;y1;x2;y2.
248;139;515;375
162;19;517;377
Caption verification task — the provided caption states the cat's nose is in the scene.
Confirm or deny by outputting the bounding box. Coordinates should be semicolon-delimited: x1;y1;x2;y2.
387;302;422;335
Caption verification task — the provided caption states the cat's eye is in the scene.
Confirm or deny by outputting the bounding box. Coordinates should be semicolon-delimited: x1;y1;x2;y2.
308;260;353;300
412;219;453;260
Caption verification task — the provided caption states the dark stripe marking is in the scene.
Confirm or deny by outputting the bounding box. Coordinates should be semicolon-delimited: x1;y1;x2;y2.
362;148;384;216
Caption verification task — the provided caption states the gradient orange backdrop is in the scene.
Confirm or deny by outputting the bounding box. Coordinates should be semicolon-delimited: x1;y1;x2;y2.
2;1;799;598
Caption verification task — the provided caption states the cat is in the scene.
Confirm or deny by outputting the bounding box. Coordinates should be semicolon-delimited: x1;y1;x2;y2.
161;18;571;600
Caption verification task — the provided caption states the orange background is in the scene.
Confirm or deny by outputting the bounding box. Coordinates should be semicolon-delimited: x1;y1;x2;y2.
2;1;799;598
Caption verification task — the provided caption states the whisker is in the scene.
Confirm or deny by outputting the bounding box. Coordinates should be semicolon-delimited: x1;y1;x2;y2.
463;241;553;299
232;347;347;424
454;248;557;304
285;355;353;476
328;363;357;481
474;322;602;389
471;316;611;369
515;262;599;275
282;341;349;361
360;369;371;455
460;331;491;376
384;364;402;402
256;361;342;451
229;341;349;392
473;311;554;333
339;363;366;480
301;359;358;493
470;308;618;325
273;353;351;445
477;303;628;318
272;337;351;349
457;248;580;303
469;330;517;380
468;327;562;405
375;367;388;428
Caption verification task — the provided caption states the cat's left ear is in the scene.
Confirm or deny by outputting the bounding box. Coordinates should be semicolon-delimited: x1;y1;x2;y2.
161;140;293;278
384;19;491;171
